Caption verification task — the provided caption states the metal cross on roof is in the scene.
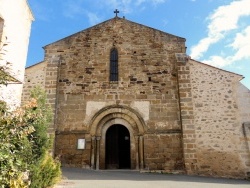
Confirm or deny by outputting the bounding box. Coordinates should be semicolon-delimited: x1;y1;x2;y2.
114;9;119;17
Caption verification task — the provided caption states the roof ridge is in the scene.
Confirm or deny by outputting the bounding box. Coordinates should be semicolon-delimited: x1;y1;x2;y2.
43;17;185;48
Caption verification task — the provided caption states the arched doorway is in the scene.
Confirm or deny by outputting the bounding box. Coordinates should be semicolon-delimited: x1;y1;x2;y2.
89;105;146;170
105;124;131;169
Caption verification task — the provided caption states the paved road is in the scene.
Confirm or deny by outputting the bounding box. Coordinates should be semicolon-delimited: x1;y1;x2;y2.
55;167;250;188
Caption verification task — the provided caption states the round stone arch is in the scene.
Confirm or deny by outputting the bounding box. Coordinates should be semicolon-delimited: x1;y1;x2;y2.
88;105;146;170
89;105;146;136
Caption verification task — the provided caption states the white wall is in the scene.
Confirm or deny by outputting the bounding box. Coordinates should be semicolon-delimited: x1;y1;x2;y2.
0;0;34;109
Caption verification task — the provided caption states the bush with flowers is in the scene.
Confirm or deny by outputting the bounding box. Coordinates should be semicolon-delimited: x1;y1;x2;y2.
0;87;61;188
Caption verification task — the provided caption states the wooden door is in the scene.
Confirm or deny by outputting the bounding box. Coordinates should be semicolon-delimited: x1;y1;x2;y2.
106;124;131;169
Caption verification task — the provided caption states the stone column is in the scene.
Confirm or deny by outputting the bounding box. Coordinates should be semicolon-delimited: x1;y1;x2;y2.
139;136;144;169
44;55;62;134
44;55;62;156
135;136;140;170
177;62;197;174
96;136;101;170
91;136;96;169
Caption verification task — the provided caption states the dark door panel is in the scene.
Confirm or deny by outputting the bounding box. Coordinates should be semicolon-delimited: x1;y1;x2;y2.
106;124;131;169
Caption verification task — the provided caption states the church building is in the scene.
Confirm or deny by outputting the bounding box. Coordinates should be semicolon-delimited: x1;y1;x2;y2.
22;13;250;179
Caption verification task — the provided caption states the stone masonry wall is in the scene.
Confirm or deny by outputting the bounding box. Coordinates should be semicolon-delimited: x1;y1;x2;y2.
177;61;197;175
237;83;250;123
144;133;184;171
22;61;47;104
189;60;249;178
236;82;250;176
44;17;186;170
55;133;92;168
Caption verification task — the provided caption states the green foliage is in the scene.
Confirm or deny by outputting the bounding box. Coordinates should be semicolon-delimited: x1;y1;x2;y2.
9;172;29;188
0;100;34;187
0;87;61;188
29;152;61;188
0;37;10;86
0;100;7;114
28;87;52;160
28;87;61;187
0;66;9;86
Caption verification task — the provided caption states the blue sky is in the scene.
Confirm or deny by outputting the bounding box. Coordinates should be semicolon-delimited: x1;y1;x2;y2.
27;0;250;89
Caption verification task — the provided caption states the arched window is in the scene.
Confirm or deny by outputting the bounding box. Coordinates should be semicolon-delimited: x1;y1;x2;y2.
110;48;118;81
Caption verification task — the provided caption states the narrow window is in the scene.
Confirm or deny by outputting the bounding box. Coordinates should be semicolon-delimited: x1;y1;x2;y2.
110;48;118;81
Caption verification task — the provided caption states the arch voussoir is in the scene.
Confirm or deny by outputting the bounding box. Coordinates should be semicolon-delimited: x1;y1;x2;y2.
89;105;146;136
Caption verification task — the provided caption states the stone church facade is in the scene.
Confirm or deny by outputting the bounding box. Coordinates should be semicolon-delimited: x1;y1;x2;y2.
22;16;250;179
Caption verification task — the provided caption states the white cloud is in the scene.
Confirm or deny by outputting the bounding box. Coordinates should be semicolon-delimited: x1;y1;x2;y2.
230;26;250;61
135;0;166;6
136;0;146;6
202;55;231;68
151;0;166;4
190;0;250;60
61;0;167;22
102;0;166;13
62;0;85;19
62;0;102;25
199;25;250;68
190;34;223;59
86;12;102;26
63;6;83;18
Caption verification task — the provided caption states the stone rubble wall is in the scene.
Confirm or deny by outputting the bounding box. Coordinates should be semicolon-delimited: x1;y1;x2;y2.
144;133;184;171
236;83;250;123
236;83;250;176
189;60;249;178
55;133;91;168
21;61;47;104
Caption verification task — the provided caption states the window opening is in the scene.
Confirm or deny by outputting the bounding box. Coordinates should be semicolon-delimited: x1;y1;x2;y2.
110;48;118;81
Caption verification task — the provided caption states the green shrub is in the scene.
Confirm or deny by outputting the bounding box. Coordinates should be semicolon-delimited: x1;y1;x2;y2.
29;152;61;188
28;88;52;160
0;100;34;188
27;87;61;188
0;87;61;188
